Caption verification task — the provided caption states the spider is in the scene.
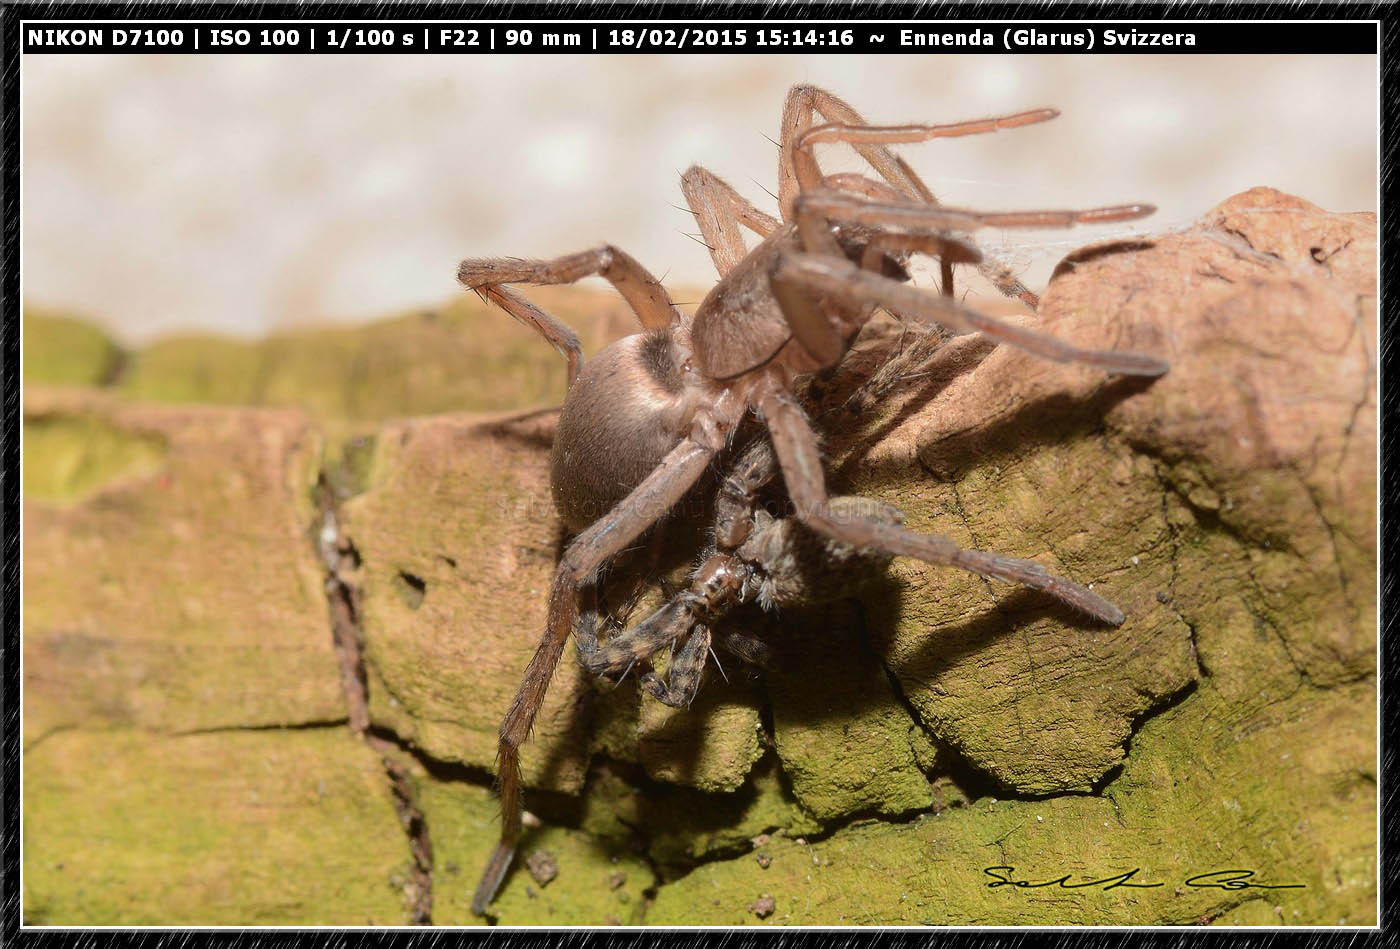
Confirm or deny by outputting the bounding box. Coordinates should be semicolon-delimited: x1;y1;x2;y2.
574;435;903;709
456;84;1169;914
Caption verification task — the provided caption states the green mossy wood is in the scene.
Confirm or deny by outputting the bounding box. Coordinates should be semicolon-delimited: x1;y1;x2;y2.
23;307;125;388
22;190;1375;925
24;730;413;925
113;288;639;420
24;389;341;741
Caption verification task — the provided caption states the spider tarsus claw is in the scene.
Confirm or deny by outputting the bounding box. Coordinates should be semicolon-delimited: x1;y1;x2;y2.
1114;202;1157;221
1019;107;1060;126
471;841;516;916
961;551;1125;626
1113;354;1171;378
1063;585;1126;626
1059;593;1122;626
1077;203;1157;224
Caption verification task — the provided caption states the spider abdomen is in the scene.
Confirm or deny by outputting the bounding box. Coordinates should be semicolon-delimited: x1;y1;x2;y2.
550;331;700;532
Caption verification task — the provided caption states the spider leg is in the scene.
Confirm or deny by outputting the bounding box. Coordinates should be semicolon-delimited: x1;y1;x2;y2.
789;109;1058;197
580;455;900;713
575;595;697;679
825;173;980;289
773;250;1169;377
813;173;986;306
472;431;721;916
781;87;959;304
779;85;942;220
859;227;983;267
779;86;1051;306
640;623;713;708
796;189;1156;237
577;436;778;706
456;284;585;386
714;626;773;667
812;174;985;300
681;165;780;277
714;437;780;549
600;519;680;632
789;191;1159;358
756;383;1127;626
458;246;680;386
859;230;984;303
821;172;908;203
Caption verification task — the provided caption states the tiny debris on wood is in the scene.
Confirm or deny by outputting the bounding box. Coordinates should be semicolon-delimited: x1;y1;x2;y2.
608;871;627;890
750;894;776;919
525;850;558;887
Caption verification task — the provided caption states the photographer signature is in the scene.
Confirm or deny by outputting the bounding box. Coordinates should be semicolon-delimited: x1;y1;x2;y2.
983;866;1306;892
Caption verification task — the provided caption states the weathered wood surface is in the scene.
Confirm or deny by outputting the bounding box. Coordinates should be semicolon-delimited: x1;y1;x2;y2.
23;189;1375;925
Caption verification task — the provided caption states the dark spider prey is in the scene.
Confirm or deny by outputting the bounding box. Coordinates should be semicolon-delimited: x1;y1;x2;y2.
456;84;1169;914
576;436;903;708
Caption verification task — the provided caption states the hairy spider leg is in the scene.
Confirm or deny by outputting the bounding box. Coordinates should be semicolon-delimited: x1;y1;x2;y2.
796;189;1157;234
776;191;1167;376
575;594;695;679
681;165;781;276
756;384;1126;625
457;245;681;386
573;433;777;713
576;436;775;687
780;85;1054;305
778;84;962;220
639;622;713;708
774;250;1169;378
789;110;1060;199
712;626;773;667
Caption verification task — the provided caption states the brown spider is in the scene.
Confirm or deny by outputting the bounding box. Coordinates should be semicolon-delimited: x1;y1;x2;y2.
575;435;903;708
456;84;1168;914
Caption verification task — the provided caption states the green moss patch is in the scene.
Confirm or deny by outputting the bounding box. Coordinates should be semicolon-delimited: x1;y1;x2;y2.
24;412;167;504
115;289;645;421
23;309;124;387
24;729;412;925
23;389;342;739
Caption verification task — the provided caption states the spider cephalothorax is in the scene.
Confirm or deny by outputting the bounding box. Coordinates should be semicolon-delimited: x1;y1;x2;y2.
456;84;1168;914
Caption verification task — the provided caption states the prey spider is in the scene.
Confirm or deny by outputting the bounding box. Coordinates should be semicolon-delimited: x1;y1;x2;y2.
456;84;1169;914
575;434;904;708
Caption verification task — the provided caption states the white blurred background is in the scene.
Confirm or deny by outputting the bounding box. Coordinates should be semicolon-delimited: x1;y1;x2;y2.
22;53;1377;343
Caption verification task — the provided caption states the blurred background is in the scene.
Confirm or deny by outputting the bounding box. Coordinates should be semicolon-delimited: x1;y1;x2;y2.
23;53;1377;344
